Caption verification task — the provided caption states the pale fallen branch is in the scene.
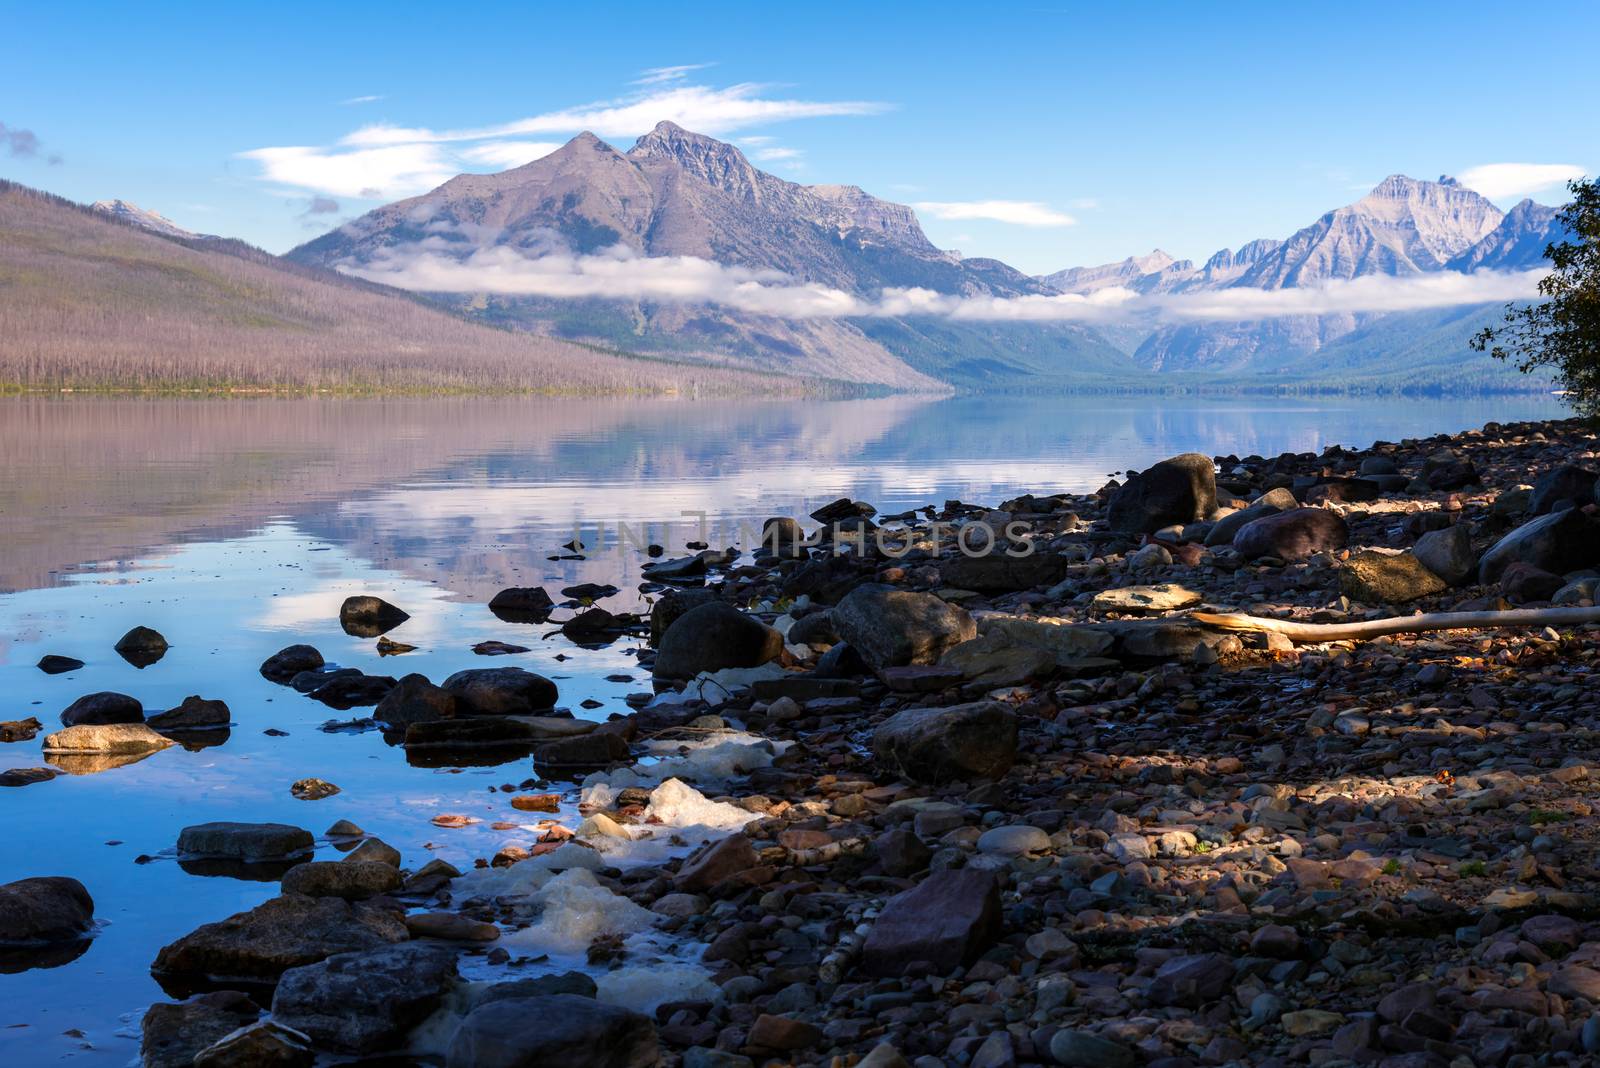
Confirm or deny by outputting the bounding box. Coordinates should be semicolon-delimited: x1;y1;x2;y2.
1192;606;1600;644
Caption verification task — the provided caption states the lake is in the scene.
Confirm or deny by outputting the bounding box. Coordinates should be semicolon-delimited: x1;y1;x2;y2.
0;391;1566;1062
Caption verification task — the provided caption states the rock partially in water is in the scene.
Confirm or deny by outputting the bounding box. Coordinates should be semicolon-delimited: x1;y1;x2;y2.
473;640;531;656
177;822;314;862
148;695;231;731
0;767;57;788
344;837;401;867
271;942;457;1054
873;701;1017;784
488;586;554;622
42;722;175;755
59;691;144;727
372;673;459;729
831;583;976;672
0;716;43;741
259;645;324;684
0;876;95;945
653;601;783;681
152;894;408;987
280;861;399;900
338;596;410;638
441;667;559;715
446;993;658;1068
532;731;630;769
35;654;84;675
114;625;169;667
405;912;500;941
140;992;260;1068
649;587;720;646
307;673;397;710
289;777;340;801
192;1020;314;1067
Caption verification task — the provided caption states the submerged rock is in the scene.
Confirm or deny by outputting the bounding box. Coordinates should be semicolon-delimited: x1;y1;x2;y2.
152;894;407;986
446;993;658;1068
271;943;456;1053
653;601;784;681
873;701;1017;783
831;584;976;672
59;691;144;727
0;767;57;788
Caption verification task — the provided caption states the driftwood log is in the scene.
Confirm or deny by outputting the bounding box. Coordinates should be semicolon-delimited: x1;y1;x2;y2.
1192;607;1600;644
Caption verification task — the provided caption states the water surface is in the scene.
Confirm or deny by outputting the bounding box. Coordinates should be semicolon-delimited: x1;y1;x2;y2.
0;392;1565;1062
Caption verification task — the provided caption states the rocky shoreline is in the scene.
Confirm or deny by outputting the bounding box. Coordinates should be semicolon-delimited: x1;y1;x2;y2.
8;415;1600;1067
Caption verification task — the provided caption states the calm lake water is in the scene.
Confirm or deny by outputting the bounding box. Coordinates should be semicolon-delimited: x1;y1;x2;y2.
0;392;1566;1062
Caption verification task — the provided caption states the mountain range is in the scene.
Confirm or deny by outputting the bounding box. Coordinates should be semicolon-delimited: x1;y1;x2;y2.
286;122;1568;393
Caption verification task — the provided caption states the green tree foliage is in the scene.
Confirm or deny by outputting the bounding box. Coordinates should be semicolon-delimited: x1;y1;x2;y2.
1474;178;1600;415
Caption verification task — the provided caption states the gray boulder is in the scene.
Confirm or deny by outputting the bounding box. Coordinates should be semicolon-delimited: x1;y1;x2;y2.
140;993;261;1068
446;994;659;1068
1233;508;1349;561
873;701;1017;783
1413;523;1477;585
271;943;457;1053
1479;508;1600;585
280;861;401;900
147;695;230;731
260;645;324;684
1530;464;1598;514
652;601;784;681
832;584;976;672
1106;453;1217;534
152;894;407;984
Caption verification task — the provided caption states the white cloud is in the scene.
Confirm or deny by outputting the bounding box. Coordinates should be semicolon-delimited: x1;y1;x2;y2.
456;140;563;168
754;147;802;162
633;63;715;86
239;143;459;199
337;239;1547;326
341;94;384;106
913;200;1076;227
337;83;889;146
245;79;888;199
1457;163;1586;200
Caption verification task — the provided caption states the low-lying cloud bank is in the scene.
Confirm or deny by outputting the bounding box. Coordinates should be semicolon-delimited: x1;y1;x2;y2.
342;242;1546;324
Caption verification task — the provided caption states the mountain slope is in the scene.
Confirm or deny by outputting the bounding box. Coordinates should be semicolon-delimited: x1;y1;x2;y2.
91;199;201;240
1446;199;1568;271
288;123;1129;390
0;179;797;394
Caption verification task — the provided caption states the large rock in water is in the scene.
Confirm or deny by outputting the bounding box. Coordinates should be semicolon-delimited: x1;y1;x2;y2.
652;601;783;681
338;596;409;637
259;645;324;684
1106;453;1217;534
140;993;261;1068
873;701;1017;783
446;994;659;1068
648;587;719;646
152;894;407;985
271;943;457;1054
1479;508;1600;585
831;583;976;672
938;552;1070;593
861;869;1001;977
1413;523;1477;586
441;667;559;714
0;876;94;944
147;696;230;731
1233;508;1349;561
192;1020;315;1066
41;722;175;755
115;625;169;667
280;861;401;900
59;691;144;727
373;674;460;729
178;822;314;862
1338;551;1446;604
1530;463;1598;515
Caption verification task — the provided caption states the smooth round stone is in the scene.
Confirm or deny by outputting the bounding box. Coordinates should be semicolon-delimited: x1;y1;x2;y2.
976;824;1051;857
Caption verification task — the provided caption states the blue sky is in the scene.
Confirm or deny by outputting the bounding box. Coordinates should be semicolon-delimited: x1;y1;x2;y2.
2;1;1594;273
